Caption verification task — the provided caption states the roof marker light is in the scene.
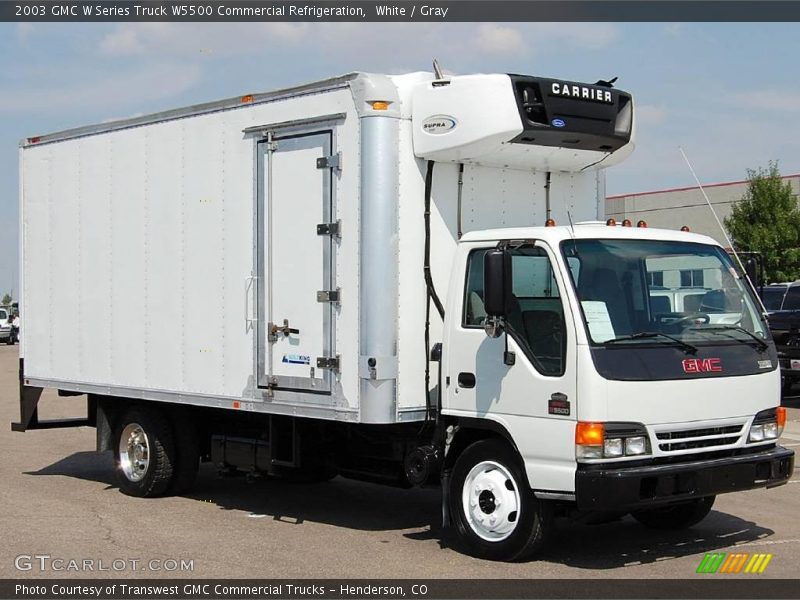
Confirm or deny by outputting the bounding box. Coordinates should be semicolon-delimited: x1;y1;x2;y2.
681;225;691;232
606;218;617;226
240;95;254;104
545;218;556;227
622;219;632;227
637;220;648;228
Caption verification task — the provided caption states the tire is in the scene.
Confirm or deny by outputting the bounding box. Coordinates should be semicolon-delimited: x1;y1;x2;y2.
449;438;551;561
632;495;715;530
168;421;200;494
113;406;176;497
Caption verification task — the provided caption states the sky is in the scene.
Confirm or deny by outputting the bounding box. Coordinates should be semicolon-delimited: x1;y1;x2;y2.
2;22;800;295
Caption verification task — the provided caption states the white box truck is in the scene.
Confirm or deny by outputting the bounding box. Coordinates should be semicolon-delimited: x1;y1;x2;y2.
14;69;793;561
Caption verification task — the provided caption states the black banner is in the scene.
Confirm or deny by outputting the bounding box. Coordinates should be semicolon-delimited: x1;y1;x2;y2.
3;579;800;600
5;1;800;22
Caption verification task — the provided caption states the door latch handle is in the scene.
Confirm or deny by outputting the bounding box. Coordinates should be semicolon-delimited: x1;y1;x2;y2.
457;372;476;389
269;319;299;338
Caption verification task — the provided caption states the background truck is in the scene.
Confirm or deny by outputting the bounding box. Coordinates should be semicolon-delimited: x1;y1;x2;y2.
760;281;800;394
14;68;793;561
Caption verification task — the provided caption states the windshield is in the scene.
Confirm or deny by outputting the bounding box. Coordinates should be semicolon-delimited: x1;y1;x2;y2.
561;239;769;348
761;287;787;311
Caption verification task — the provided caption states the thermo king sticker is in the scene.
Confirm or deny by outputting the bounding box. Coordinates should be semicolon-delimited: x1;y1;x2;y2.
282;354;311;365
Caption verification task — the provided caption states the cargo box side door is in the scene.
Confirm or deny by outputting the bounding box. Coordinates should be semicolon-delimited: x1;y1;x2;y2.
257;131;336;395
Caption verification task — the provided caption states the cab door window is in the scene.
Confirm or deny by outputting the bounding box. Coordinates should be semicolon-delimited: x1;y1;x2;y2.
463;246;567;376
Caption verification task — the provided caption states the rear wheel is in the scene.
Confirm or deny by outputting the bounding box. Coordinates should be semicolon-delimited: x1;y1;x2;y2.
450;439;551;561
631;496;715;530
113;406;176;497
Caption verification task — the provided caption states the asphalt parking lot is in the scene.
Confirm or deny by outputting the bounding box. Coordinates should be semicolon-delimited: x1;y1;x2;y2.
1;343;799;579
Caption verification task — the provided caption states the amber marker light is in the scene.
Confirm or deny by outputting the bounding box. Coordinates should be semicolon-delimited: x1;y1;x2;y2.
371;101;390;110
575;422;604;445
606;218;616;226
681;225;691;232
576;422;605;459
545;218;556;227
622;219;632;227
240;95;254;104
637;220;648;228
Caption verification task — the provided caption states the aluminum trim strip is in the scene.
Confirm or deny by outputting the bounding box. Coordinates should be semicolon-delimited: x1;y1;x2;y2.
21;75;358;147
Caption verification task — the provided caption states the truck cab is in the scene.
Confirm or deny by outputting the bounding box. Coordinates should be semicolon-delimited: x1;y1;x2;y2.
439;223;792;559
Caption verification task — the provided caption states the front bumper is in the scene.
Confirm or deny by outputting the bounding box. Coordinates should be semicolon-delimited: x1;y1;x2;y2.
575;445;794;511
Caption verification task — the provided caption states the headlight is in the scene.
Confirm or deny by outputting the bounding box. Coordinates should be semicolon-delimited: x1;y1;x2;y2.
748;407;785;443
624;436;648;456
604;438;624;457
576;422;650;460
749;424;765;442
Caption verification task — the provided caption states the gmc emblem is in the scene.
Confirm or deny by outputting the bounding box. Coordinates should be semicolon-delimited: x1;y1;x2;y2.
682;358;723;373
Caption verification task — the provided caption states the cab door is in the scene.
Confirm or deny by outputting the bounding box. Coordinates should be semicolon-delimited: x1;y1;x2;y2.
443;241;579;493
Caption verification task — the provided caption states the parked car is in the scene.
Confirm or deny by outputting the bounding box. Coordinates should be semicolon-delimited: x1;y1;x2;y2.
762;282;800;395
0;308;13;345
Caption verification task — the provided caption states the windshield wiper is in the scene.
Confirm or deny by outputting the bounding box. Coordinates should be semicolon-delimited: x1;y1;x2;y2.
691;325;769;351
604;332;697;354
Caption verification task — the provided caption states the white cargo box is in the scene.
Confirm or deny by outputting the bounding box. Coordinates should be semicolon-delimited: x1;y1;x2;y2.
19;71;619;424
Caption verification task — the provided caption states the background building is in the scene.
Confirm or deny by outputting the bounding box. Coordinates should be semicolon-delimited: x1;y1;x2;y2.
606;174;800;245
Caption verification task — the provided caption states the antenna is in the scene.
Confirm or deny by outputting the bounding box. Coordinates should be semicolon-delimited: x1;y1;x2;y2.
432;58;445;80
678;147;767;314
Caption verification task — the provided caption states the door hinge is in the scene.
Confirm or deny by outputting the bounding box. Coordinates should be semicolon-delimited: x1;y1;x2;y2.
317;289;341;303
316;220;341;237
316;356;340;371
265;140;278;152
316;152;341;170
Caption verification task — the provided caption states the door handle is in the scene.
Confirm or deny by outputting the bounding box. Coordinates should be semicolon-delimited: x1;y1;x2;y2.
270;319;299;337
244;275;256;327
457;372;476;389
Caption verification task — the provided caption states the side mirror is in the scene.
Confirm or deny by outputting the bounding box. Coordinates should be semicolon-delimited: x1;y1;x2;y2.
483;249;511;317
744;257;761;289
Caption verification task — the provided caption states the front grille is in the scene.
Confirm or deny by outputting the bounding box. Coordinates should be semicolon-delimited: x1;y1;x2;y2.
656;424;744;452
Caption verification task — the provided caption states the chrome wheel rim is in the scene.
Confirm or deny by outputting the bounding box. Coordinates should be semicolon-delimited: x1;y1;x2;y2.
119;423;150;482
462;460;521;542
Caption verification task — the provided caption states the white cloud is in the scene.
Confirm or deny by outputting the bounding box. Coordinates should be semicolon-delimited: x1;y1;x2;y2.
477;24;527;55
636;105;668;126
0;62;200;113
527;23;619;50
16;23;34;43
729;89;800;112
98;23;309;57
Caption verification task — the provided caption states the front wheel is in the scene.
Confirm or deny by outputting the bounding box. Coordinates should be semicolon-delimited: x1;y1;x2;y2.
450;439;551;561
631;496;715;530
